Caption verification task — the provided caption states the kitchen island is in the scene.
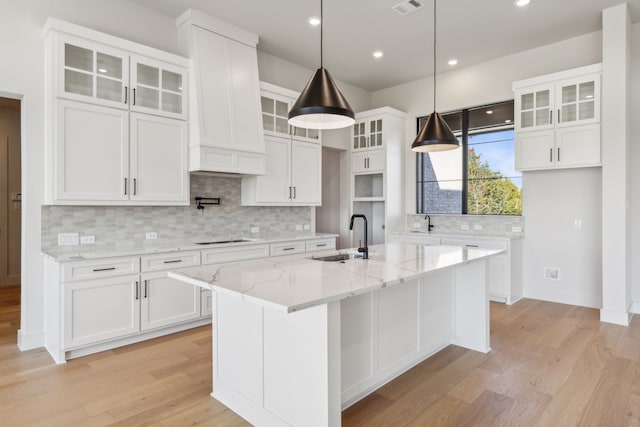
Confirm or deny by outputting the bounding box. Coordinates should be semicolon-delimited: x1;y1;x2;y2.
169;242;503;427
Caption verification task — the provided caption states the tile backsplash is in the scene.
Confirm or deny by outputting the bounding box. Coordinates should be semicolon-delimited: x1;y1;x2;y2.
41;174;312;250
406;213;524;237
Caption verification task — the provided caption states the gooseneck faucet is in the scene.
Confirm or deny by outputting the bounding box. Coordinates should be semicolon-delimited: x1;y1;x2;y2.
349;214;369;259
425;214;434;232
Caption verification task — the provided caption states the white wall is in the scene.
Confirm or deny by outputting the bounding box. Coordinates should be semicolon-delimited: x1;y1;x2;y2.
370;31;604;308
257;51;371;114
629;24;640;312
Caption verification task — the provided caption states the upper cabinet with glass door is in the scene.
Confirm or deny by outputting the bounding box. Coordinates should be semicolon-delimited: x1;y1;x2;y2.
260;82;320;144
130;57;187;120
59;36;129;110
55;34;187;120
352;117;384;151
514;65;600;133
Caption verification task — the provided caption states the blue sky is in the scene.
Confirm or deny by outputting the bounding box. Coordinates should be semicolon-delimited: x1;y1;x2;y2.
468;129;522;189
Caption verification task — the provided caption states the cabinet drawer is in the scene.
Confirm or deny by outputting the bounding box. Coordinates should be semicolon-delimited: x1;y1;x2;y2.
305;238;336;253
270;241;305;256
440;238;507;251
201;244;270;265
62;256;140;282
141;251;201;272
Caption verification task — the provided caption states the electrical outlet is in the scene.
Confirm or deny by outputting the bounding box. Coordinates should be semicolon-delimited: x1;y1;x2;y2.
413;222;422;228
250;227;260;234
58;233;79;246
511;226;522;233
303;224;311;231
80;235;95;244
574;219;582;229
473;224;483;231
145;232;158;240
460;224;470;231
295;224;303;231
544;267;560;281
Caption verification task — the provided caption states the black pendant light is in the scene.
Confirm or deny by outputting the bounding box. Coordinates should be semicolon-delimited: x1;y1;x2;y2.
288;0;355;130
411;0;459;152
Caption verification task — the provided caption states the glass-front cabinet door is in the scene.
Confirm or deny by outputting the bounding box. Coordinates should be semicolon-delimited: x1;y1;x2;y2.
556;74;600;127
516;85;554;132
261;94;290;136
353;121;367;150
130;57;187;120
59;37;128;109
368;118;383;148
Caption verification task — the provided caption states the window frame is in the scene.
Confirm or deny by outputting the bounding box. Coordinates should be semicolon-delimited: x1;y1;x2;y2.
416;100;520;216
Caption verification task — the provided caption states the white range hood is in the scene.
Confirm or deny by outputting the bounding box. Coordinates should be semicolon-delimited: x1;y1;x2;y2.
177;9;266;175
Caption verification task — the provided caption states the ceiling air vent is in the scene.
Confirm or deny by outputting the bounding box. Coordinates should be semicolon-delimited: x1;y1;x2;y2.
392;0;423;15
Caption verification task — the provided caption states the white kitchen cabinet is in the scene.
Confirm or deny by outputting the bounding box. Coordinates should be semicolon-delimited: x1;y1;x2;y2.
351;149;386;173
260;82;320;143
129;113;188;202
177;10;266;174
513;63;601;171
352;117;384;151
350;107;406;246
52;101;188;204
140;271;201;331
44;19;190;205
53;32;187;120
242;135;321;206
54;100;129;202
64;275;141;349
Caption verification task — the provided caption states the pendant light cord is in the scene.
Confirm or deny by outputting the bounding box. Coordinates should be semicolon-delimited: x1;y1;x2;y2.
320;0;324;69
433;0;437;111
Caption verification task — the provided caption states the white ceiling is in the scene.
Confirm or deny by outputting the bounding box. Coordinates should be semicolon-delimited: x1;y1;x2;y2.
128;0;640;92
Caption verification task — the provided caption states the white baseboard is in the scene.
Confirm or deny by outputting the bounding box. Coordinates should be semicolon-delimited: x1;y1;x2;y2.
17;329;45;351
600;308;632;326
523;287;601;309
631;302;640;315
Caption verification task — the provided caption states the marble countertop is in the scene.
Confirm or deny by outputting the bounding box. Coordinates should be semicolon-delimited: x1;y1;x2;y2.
42;233;339;262
168;242;504;313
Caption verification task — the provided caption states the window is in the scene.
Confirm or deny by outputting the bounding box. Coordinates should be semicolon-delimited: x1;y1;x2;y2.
416;100;522;215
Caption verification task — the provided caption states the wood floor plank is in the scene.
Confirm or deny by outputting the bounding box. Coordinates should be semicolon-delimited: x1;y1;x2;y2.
3;288;640;426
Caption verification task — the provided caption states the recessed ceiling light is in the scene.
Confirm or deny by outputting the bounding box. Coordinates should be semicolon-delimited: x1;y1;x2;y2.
505;119;512;123
308;17;321;26
514;0;530;7
98;68;108;73
585;95;594;99
373;51;384;59
447;59;458;66
486;110;493;115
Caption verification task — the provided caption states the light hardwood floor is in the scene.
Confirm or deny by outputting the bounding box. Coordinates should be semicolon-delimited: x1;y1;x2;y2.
2;285;640;426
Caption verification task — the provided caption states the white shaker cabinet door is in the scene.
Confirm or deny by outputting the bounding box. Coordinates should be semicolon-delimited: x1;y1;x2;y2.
129;113;189;204
55;99;129;202
64;275;140;348
140;271;201;331
291;140;321;205
254;136;291;203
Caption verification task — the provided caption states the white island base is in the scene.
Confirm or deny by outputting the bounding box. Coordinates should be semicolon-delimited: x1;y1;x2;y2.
169;243;495;426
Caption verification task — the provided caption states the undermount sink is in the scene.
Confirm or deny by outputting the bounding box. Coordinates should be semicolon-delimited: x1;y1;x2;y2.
311;253;363;262
194;239;253;245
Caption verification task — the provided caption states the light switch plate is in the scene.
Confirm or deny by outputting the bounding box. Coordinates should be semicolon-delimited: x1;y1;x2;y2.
58;233;79;246
511;226;522;233
460;224;470;230
80;235;95;244
295;224;303;231
250;227;260;234
473;224;483;231
303;224;311;230
145;232;158;240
